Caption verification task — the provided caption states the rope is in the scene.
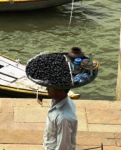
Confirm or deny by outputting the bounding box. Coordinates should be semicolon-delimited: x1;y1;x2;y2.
36;89;43;105
15;59;20;67
68;0;75;27
69;0;84;27
36;89;39;100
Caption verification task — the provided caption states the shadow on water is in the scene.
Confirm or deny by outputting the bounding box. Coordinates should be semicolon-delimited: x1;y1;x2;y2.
0;8;66;31
0;5;85;32
0;3;105;32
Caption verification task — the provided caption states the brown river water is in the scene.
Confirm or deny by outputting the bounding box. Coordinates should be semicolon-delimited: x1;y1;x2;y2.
0;0;121;100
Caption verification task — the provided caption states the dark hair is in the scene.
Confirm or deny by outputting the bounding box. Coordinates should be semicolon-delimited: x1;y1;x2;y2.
71;47;82;53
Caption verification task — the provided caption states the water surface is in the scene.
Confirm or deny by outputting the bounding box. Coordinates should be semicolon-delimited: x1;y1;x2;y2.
0;0;120;100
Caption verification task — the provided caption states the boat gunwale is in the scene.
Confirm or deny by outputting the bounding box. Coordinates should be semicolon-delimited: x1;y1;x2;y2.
0;84;48;96
0;0;47;3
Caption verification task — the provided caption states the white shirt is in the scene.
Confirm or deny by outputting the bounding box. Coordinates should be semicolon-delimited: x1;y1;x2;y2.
43;96;78;150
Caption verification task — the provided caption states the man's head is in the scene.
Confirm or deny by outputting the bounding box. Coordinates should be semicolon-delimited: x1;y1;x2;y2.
46;87;70;100
68;47;84;60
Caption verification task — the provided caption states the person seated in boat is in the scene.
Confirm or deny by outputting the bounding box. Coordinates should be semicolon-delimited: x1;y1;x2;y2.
68;47;89;61
68;47;89;69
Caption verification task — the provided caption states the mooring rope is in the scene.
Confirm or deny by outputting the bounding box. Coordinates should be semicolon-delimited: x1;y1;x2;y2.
69;0;83;27
36;89;39;100
69;0;75;26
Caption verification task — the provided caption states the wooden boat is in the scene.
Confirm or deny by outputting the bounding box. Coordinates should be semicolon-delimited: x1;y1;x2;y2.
0;0;80;11
0;53;80;99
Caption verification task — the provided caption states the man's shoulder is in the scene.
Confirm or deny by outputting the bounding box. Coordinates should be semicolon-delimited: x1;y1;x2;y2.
57;107;77;123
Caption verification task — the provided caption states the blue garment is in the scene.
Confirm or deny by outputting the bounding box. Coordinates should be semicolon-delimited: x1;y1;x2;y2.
74;73;89;84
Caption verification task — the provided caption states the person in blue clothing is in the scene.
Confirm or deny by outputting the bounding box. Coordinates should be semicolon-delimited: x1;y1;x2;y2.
43;88;78;150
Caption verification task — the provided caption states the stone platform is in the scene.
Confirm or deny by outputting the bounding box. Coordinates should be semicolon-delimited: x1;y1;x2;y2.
0;98;121;150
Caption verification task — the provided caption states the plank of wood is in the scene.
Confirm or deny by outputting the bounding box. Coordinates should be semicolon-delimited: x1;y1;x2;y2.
0;73;16;83
0;56;25;71
0;78;10;85
0;65;25;79
0;60;9;68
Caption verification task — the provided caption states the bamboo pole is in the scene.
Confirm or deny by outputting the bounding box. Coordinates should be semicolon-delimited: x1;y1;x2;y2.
116;18;121;100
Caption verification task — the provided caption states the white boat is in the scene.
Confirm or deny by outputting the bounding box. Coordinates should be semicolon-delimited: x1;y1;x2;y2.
0;0;79;11
0;53;80;99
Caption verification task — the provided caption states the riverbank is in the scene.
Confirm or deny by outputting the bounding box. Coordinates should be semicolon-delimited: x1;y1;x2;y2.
0;98;121;150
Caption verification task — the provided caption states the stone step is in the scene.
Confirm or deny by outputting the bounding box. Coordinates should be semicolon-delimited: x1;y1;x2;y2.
0;130;43;144
0;129;119;146
0;98;121;149
0;144;121;150
1;98;121;109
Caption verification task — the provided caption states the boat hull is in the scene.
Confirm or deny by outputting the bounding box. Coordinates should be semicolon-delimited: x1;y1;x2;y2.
0;0;79;11
0;85;50;99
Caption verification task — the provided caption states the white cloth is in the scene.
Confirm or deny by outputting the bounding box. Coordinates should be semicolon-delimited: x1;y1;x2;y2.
43;96;78;150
